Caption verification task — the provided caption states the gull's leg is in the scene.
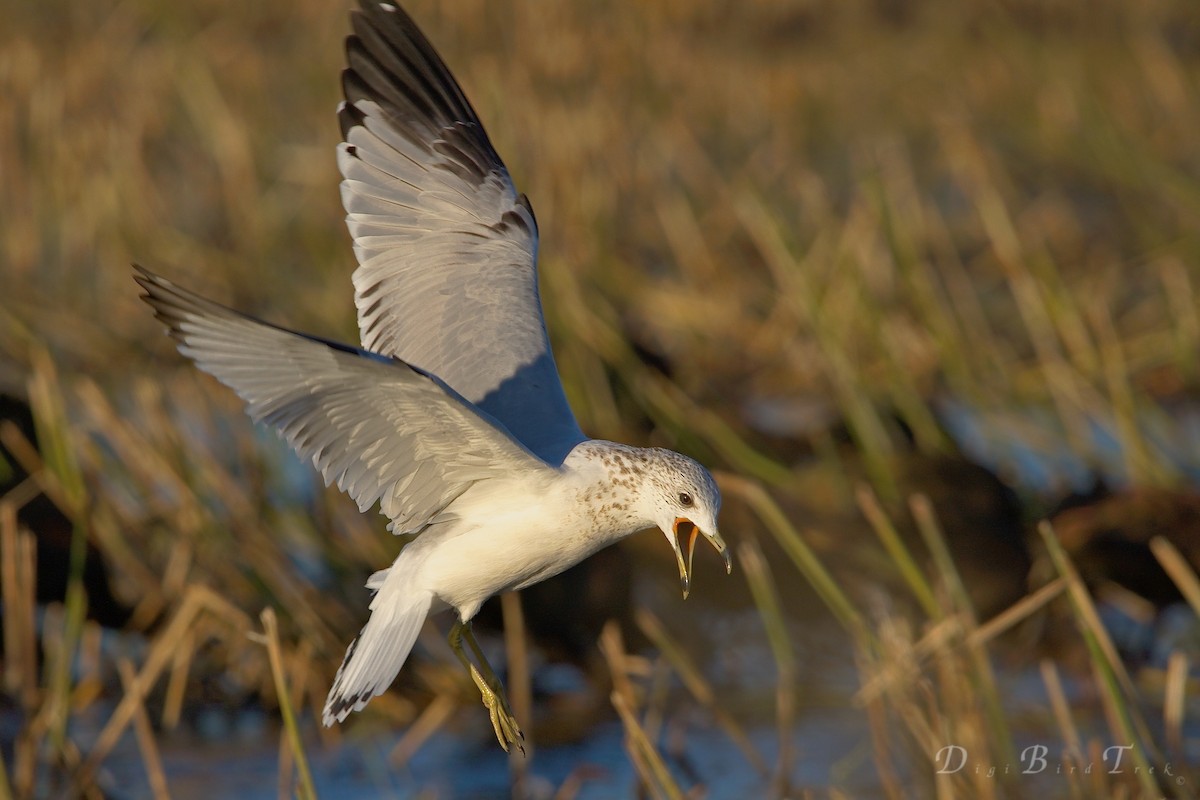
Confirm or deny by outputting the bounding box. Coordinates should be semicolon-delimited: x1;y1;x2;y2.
447;619;525;753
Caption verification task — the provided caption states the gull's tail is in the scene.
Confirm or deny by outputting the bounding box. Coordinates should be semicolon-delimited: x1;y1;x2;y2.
322;565;433;726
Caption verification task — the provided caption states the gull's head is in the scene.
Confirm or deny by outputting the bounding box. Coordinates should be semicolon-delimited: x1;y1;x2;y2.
645;449;730;599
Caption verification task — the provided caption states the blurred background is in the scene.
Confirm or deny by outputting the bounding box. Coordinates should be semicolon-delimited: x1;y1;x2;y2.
4;0;1200;797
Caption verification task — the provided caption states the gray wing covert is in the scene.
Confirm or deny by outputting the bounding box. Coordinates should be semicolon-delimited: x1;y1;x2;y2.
135;267;551;535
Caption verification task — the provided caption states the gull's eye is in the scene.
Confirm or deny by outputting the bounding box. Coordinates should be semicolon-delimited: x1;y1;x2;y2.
678;491;694;507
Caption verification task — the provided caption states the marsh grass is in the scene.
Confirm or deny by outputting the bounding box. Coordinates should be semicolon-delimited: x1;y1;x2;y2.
4;0;1200;796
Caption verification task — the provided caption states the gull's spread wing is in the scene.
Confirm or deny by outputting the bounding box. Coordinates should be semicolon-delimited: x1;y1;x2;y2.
340;1;584;464
134;266;553;535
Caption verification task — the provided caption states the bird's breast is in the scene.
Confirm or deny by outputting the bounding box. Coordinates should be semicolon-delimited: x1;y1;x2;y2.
414;477;628;620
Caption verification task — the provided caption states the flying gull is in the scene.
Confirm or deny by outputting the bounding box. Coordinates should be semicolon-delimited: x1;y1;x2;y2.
135;0;730;752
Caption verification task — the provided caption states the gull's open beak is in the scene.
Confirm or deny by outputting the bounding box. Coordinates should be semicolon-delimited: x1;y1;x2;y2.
671;517;732;599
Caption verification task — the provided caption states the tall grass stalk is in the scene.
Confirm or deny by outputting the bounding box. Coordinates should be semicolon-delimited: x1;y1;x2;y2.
599;622;685;800
116;659;171;800
254;608;317;800
0;504;36;710
716;472;868;642
1038;522;1166;799
500;590;533;788
856;485;939;618
26;354;90;754
1164;652;1188;763
737;539;797;796
1038;660;1087;798
910;494;1016;774
1151;536;1200;614
610;692;683;800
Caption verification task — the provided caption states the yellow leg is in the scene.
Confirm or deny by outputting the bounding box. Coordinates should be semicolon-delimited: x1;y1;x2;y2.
448;620;525;754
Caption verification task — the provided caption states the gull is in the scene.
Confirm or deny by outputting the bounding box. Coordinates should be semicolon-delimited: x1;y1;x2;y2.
134;0;730;753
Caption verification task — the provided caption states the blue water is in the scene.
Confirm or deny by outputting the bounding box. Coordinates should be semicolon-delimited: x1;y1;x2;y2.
87;706;877;799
